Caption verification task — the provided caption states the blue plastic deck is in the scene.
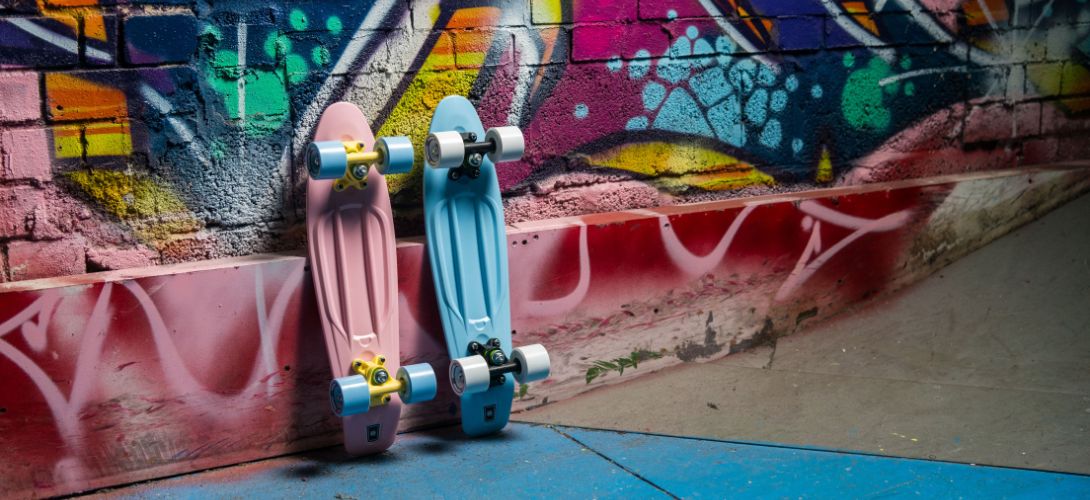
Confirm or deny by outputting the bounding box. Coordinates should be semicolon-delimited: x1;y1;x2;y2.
423;95;514;437
102;424;1090;498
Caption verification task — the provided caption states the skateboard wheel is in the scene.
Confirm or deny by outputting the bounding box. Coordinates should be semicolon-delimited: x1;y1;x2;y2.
425;131;464;169
376;136;414;175
330;374;370;417
449;355;491;396
307;141;349;180
512;344;551;384
485;126;525;163
397;363;438;404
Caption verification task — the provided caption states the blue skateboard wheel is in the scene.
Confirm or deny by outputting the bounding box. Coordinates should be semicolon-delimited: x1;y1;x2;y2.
377;136;414;175
330;374;370;417
307;141;349;180
397;363;437;404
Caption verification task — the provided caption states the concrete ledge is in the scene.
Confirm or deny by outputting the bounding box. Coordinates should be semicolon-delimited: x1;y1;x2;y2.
2;163;1089;497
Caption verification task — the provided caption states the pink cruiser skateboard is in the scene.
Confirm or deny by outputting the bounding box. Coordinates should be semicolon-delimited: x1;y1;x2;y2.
306;102;436;454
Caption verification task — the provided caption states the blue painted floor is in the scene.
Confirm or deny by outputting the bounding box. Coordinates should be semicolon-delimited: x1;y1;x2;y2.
97;424;1090;499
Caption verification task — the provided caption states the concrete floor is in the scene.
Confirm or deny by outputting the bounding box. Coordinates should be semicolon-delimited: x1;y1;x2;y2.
518;193;1090;475
98;424;1090;498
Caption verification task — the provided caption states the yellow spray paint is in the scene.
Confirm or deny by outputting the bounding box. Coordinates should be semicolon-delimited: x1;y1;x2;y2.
588;141;775;192
375;7;500;195
815;146;833;183
67;169;202;245
85;121;132;157
52;125;82;159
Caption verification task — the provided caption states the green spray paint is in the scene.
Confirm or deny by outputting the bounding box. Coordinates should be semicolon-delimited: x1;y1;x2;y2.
199;10;338;137
841;56;896;132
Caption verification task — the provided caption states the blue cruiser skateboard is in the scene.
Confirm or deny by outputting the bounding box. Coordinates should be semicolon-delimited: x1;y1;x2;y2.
422;96;551;436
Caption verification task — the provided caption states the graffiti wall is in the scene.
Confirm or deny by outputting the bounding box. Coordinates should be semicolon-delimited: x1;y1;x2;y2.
2;0;1089;282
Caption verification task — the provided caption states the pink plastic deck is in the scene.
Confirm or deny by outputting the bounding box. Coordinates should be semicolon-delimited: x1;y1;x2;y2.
306;102;400;454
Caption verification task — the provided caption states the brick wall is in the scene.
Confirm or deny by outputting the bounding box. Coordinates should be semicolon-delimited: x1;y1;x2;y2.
1;0;1089;282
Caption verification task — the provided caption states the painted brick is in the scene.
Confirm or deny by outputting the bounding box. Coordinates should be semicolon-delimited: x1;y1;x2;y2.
486;1;526;27
572;23;671;61
964;103;1013;143
1057;135;1090;162
1044;23;1078;61
873;13;915;47
43;0;190;5
83;14;117;67
50;123;83;161
7;237;85;281
1024;62;1064;96
637;1;708;20
1060;62;1090;96
46;67;199;121
45;72;126;121
83;120;134;160
1021;137;1057;165
244;23;280;69
1002;28;1047;64
530;0;566;24
825;17;867;49
0;71;40;122
1041;98;1090;135
745;0;826;16
86;245;158;271
1014;102;1041;137
573;0;637;22
124;14;198;65
42;0;101;5
0;0;39;13
453;30;513;68
517;27;568;66
776;17;823;51
0;16;79;68
0;186;42;238
0;128;51;181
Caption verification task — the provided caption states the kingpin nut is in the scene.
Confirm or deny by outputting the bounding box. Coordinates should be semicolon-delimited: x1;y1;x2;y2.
373;368;389;385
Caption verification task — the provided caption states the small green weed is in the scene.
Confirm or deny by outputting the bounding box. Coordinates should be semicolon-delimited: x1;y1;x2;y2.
585;349;664;384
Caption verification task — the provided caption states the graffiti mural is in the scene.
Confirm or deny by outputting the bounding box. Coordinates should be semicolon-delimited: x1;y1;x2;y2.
2;0;1089;281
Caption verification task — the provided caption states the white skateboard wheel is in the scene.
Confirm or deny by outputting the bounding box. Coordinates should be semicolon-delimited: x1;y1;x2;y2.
330;374;370;417
397;362;437;404
376;136;414;175
307;141;348;180
485;126;524;163
425;131;464;169
512;344;550;384
449;355;491;396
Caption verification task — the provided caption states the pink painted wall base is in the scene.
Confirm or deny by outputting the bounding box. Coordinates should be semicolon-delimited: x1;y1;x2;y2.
2;163;1089;497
